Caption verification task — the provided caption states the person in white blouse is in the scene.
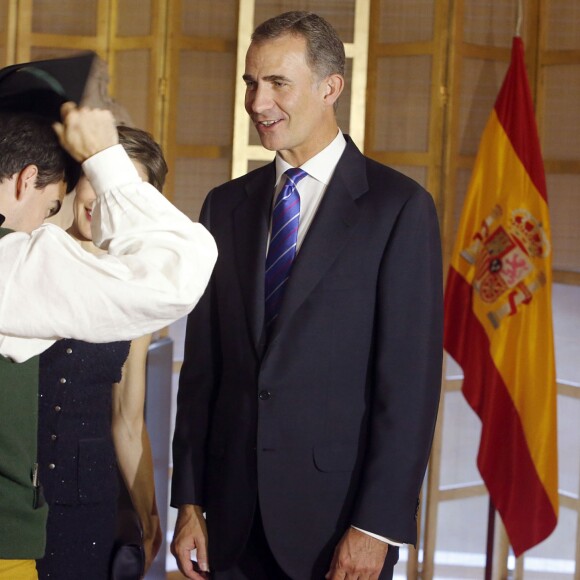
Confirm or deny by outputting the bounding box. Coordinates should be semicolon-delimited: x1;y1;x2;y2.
0;102;216;578
0;103;217;360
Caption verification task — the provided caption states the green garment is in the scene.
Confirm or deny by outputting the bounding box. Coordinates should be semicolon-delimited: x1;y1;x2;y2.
0;226;47;558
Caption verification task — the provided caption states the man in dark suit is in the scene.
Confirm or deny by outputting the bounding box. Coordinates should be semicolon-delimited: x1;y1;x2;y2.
171;11;443;580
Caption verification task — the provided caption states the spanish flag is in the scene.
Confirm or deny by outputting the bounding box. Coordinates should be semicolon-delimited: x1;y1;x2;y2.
444;37;558;556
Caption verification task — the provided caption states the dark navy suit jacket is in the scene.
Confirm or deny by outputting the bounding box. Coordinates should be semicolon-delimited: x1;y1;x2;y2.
172;137;443;578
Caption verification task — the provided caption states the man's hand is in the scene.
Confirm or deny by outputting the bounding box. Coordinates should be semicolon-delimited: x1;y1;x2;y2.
52;102;119;162
325;527;389;580
170;504;210;580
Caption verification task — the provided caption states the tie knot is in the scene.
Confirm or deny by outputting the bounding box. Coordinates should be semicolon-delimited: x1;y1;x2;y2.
284;167;308;188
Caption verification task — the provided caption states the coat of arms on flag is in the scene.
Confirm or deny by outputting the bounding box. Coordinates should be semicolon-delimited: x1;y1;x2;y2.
460;205;550;328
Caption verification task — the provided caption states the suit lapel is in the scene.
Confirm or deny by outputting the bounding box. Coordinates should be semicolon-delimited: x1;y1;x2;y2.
268;139;368;343
232;163;276;353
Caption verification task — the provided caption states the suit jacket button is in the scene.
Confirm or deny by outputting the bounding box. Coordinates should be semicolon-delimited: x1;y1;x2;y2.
258;390;271;400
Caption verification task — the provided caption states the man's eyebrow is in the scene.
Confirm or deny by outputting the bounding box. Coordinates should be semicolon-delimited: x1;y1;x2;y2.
242;74;292;83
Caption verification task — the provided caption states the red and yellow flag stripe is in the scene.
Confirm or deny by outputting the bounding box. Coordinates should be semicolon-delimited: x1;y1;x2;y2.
444;37;558;556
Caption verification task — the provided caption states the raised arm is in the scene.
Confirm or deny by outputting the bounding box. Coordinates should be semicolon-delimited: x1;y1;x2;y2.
0;105;217;361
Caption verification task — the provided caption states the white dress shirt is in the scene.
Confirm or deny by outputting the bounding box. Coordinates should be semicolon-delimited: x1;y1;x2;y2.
0;144;217;363
272;130;347;250
272;131;403;548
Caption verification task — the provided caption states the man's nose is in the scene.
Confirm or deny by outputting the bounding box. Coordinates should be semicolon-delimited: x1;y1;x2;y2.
247;85;272;114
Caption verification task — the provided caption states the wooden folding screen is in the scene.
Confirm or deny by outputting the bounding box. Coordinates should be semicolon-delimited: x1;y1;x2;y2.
2;1;578;577
163;0;238;217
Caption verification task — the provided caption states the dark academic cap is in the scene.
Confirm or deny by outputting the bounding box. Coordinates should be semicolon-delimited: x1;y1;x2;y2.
0;52;97;192
0;51;96;121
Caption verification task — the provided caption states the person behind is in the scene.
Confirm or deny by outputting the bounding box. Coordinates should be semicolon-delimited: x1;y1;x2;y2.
0;101;216;579
36;126;169;579
171;10;442;580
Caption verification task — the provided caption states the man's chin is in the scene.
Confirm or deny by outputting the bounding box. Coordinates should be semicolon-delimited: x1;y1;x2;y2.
253;128;283;151
256;136;278;152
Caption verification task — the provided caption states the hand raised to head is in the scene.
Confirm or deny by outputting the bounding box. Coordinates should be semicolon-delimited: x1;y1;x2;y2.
53;102;119;162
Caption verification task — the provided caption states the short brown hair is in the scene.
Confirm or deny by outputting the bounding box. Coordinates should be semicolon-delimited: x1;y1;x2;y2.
0;112;79;192
117;125;168;191
251;11;345;80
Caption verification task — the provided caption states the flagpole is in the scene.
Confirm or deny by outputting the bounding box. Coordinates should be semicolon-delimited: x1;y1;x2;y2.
485;498;496;580
515;0;523;37
486;1;522;575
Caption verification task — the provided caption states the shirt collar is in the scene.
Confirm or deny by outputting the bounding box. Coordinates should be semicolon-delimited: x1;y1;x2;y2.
275;129;347;186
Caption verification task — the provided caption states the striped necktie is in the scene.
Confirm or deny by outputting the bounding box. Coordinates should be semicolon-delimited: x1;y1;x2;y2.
264;167;308;330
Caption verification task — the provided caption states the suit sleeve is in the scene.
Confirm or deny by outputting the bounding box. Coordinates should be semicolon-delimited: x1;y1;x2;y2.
350;187;443;544
171;190;220;508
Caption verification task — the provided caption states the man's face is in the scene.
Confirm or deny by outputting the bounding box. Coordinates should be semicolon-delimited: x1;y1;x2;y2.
243;34;340;166
1;167;65;233
18;181;65;233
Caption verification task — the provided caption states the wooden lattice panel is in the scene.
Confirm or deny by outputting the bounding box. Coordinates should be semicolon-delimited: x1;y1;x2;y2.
542;64;580;161
163;0;237;214
31;0;98;36
457;58;508;156
254;0;357;42
181;0;238;38
0;0;13;66
176;50;235;147
377;0;434;44
116;0;152;36
172;157;231;220
545;0;580;50
463;0;520;48
548;174;580;273
373;55;432;152
113;49;152;130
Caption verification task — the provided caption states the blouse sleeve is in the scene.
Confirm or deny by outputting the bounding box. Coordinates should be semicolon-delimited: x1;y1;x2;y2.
0;145;217;362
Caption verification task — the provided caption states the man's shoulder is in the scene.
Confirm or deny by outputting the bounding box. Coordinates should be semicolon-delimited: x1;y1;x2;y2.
339;137;427;197
211;162;275;196
198;163;275;225
362;155;416;186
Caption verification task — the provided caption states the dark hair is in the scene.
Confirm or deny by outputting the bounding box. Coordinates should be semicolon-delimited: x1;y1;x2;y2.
117;125;168;191
252;11;345;79
0;112;79;192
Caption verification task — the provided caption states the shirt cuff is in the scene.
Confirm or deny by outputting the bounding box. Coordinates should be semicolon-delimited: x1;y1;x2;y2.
82;144;141;195
351;526;404;547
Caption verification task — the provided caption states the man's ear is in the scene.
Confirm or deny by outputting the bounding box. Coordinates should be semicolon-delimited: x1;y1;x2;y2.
16;165;39;199
322;73;345;106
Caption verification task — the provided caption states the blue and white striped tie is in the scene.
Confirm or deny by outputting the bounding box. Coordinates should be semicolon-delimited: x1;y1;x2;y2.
264;167;308;329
